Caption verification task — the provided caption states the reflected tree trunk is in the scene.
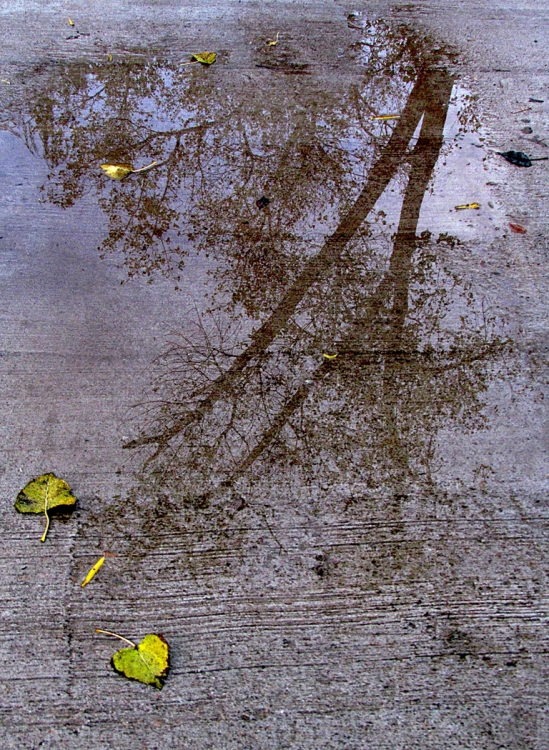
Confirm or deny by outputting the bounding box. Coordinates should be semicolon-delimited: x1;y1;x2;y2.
127;66;453;453
225;68;454;488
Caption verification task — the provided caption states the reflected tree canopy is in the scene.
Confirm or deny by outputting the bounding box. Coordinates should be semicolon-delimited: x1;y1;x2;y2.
2;20;509;501
6;21;463;290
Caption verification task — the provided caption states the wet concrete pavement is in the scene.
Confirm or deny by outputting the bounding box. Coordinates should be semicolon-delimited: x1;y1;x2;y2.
1;1;548;748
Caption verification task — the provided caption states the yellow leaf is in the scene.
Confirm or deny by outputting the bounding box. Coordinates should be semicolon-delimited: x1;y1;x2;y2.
107;53;113;62
323;353;338;360
81;556;105;587
455;202;481;210
267;32;279;46
372;114;400;120
191;52;217;65
68;18;75;26
15;473;76;543
100;163;134;180
96;629;170;689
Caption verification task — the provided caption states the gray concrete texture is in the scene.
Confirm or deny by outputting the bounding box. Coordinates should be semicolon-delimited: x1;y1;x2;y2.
0;0;548;747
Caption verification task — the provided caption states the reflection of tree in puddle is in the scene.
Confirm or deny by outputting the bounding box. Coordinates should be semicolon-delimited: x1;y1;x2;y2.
8;22;462;288
4;21;509;511
121;47;509;504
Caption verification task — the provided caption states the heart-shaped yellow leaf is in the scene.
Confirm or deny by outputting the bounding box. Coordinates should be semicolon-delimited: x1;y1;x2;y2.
98;631;169;689
100;163;134;180
191;52;216;65
15;473;76;542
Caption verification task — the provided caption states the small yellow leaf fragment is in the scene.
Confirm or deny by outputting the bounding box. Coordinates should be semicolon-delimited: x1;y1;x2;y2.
81;556;105;587
267;32;279;46
100;163;134;180
107;53;113;62
191;52;217;65
455;202;481;210
1;78;10;84
100;161;162;180
68;18;75;26
372;114;400;120
323;353;338;360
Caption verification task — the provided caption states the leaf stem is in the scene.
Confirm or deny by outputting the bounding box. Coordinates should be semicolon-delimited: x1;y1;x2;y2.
40;477;51;542
95;629;137;648
131;160;162;174
40;509;50;542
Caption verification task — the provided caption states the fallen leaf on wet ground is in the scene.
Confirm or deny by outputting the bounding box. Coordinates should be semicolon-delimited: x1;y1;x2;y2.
372;114;400;120
100;160;160;180
323;353;338;359
14;473;76;542
180;52;217;66
96;629;169;689
509;222;527;233
68;18;74;26
81;556;105;587
455;202;481;210
498;150;549;167
192;52;217;65
267;32;279;46
100;163;133;180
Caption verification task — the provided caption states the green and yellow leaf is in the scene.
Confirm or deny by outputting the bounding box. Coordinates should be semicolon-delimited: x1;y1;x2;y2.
191;52;216;65
15;473;76;542
96;630;169;689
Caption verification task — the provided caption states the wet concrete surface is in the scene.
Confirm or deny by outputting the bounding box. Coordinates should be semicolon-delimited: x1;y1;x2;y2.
1;1;549;748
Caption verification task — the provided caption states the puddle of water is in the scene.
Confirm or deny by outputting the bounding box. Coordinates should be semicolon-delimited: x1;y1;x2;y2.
0;18;548;750
0;18;544;521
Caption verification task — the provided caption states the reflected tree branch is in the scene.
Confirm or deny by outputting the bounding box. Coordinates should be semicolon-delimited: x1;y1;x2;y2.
126;66;448;451
224;67;454;485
